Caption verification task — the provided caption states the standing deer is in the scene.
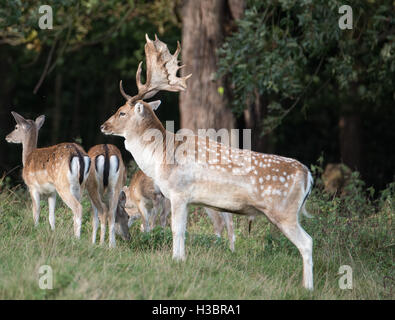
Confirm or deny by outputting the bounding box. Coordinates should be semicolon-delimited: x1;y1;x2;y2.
100;35;314;289
124;169;235;251
5;112;90;237
86;144;130;247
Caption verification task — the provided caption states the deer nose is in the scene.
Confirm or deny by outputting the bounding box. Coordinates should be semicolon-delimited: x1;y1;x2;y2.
100;124;106;131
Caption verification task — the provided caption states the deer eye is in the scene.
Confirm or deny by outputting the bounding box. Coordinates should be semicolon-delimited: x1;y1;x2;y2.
119;112;126;117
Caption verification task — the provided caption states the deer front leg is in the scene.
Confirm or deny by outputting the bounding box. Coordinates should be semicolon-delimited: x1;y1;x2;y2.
138;201;151;232
29;189;41;227
170;197;188;261
223;212;235;252
48;192;56;231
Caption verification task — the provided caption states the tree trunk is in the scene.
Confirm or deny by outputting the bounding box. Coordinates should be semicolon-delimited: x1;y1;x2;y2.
0;46;15;173
71;78;81;139
243;89;268;153
179;0;235;134
339;114;361;171
51;72;62;145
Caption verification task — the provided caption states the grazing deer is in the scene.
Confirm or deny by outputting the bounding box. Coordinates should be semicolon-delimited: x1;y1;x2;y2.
5;112;90;237
113;190;132;242
124;169;168;232
101;35;314;290
124;170;235;251
86;144;130;247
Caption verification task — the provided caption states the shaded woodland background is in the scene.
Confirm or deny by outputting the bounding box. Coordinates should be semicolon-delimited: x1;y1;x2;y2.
0;0;394;191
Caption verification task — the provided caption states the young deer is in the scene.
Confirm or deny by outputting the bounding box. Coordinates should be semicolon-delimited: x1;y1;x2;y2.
5;112;90;237
101;35;314;289
86;144;130;247
124;170;235;251
124;169;168;232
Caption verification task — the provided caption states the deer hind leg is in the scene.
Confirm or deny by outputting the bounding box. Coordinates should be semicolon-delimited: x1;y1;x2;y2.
29;189;40;227
91;203;99;244
48;192;56;231
106;155;122;248
87;187;106;244
57;186;83;239
260;202;313;290
279;221;313;290
170;197;188;261
205;208;225;238
107;189;119;248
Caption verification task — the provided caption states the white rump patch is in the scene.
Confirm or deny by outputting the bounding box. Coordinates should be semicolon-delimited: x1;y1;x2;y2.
108;155;120;186
83;156;90;181
69;157;80;181
95;155;105;184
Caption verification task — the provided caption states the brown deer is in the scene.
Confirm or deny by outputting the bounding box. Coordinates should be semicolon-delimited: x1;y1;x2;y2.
124;169;235;251
86;144;130;247
5;112;90;237
100;35;314;289
124;169;167;232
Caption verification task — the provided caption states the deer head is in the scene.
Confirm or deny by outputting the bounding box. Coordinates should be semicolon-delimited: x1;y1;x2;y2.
114;190;132;241
100;34;191;138
6;112;45;166
6;112;45;144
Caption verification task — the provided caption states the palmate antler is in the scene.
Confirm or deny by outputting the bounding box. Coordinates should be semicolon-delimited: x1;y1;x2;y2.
120;34;192;103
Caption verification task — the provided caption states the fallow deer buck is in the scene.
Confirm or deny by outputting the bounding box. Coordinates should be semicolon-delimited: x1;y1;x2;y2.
5;112;90;237
101;35;314;290
86;144;130;247
124;170;235;251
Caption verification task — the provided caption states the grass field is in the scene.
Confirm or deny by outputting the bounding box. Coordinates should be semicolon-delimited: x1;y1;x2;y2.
0;169;393;300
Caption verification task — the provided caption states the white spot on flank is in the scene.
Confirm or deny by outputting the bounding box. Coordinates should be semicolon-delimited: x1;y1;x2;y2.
266;175;271;181
279;176;285;183
259;177;263;184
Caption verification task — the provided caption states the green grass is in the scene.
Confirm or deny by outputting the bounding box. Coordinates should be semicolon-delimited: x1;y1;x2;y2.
0;178;393;300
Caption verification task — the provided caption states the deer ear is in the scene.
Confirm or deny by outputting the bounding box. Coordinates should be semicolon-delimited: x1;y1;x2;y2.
148;100;161;111
134;102;144;116
35;115;45;130
118;191;126;205
11;111;27;125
